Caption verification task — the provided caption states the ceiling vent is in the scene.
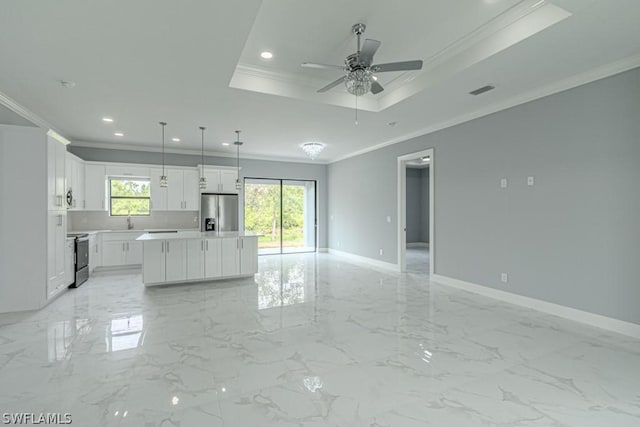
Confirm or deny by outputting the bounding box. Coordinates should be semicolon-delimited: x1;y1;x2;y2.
469;85;495;96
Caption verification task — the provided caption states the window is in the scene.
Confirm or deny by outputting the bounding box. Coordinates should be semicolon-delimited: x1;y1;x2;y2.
109;178;150;216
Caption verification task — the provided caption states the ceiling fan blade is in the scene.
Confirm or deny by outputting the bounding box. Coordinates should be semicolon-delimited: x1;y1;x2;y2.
302;62;345;70
317;76;346;93
359;39;381;65
371;80;384;94
372;60;423;73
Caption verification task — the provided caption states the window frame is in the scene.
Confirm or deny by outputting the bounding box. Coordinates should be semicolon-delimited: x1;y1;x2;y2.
108;177;151;217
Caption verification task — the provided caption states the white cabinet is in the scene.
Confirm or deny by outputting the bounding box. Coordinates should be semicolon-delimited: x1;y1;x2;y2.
240;236;258;275
47;136;66;211
85;164;106;211
143;240;165;284
151;168;199;211
165;239;186;282
88;234;100;273
65;153;85;210
149;167;168;211
186;238;222;280
47;211;67;298
221;238;240;277
47;135;67;300
204;239;222;278
186;239;204;280
183;169;200;209
220;237;257;277
202;168;238;194
142;239;187;284
101;233;144;267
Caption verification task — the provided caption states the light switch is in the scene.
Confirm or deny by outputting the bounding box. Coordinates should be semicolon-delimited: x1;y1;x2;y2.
500;178;507;189
527;176;534;186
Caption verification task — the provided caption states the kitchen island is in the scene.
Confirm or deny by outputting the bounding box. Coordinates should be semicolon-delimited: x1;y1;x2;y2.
136;231;261;286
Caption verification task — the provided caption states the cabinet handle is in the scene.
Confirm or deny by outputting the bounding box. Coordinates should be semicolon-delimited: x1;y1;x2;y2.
167;241;170;252
161;241;164;253
201;240;203;251
241;239;244;249
206;240;209;251
127;242;129;251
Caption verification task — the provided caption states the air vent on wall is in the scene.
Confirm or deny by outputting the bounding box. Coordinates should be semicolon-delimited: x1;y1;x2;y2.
469;85;495;96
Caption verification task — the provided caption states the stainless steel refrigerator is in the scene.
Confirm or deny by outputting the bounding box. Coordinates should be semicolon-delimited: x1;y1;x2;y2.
201;194;239;232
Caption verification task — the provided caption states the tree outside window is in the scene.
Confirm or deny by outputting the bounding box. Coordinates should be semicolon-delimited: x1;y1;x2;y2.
109;178;150;216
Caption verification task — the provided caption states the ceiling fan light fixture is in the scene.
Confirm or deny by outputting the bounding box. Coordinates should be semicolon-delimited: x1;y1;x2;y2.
301;142;324;160
345;69;372;96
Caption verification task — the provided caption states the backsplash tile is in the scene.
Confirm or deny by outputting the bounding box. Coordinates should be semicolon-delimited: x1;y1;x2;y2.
68;211;199;231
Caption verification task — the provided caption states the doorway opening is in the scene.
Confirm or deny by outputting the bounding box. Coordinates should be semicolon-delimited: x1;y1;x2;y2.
397;149;434;274
244;178;317;255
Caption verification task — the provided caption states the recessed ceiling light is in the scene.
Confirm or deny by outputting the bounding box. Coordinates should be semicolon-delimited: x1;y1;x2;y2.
260;51;273;60
172;137;180;142
102;117;114;123
222;142;230;146
114;132;124;137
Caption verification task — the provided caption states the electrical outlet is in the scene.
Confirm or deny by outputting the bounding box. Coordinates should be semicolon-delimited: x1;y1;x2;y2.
501;273;508;283
527;176;535;186
500;178;508;189
379;248;384;256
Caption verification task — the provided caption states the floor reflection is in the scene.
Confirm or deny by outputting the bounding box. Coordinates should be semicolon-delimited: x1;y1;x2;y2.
255;258;315;310
105;314;144;352
48;318;91;361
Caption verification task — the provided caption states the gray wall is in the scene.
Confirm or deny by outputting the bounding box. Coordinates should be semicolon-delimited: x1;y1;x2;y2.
328;67;640;324
68;147;328;248
407;168;424;243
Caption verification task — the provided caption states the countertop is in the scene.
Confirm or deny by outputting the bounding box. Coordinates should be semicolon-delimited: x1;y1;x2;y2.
69;228;200;235
136;231;262;241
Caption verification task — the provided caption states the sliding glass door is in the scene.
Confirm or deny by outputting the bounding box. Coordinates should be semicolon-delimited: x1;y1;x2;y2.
244;178;316;255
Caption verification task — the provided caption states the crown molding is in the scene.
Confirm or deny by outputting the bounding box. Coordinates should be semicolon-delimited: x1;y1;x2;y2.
69;139;329;165
0;90;53;130
330;53;640;163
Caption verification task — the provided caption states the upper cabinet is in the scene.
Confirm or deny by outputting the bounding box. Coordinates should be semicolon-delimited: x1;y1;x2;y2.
84;164;107;211
65;153;85;210
47;136;66;211
202;168;238;194
151;167;199;211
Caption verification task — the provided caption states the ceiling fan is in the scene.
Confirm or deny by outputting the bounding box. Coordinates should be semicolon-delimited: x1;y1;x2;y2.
302;23;423;96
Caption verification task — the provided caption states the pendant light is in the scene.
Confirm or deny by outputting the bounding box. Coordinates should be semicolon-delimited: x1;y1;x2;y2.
233;130;243;190
159;121;168;187
199;126;207;190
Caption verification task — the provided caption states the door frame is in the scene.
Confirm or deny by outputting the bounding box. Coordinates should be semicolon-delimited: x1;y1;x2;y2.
397;148;434;274
243;177;318;255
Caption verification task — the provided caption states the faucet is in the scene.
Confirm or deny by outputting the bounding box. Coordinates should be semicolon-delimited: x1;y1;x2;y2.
127;213;134;230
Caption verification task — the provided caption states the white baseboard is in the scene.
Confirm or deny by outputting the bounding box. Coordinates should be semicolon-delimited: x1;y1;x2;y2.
328;249;399;272
317;248;329;253
432;274;640;339
407;242;429;248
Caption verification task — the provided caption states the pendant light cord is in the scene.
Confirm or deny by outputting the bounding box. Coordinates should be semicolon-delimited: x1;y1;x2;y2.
159;121;167;176
200;126;205;178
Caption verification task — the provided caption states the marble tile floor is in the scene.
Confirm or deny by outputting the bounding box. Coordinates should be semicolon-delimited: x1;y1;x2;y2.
405;247;430;274
0;253;639;426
